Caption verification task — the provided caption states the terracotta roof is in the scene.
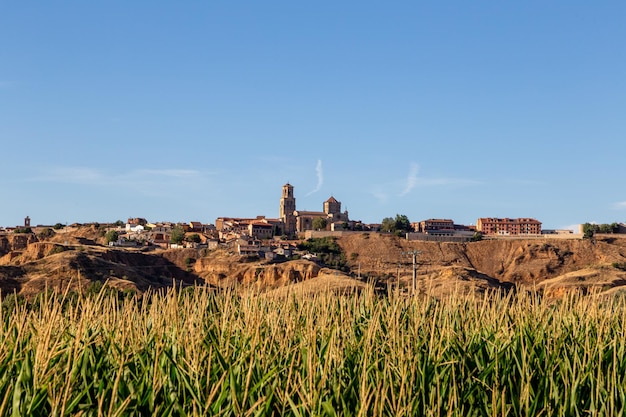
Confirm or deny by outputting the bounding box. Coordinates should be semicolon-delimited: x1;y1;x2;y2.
250;222;273;227
325;196;339;203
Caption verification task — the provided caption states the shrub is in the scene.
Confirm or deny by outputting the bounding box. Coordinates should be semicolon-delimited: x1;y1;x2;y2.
298;237;348;271
104;230;119;244
187;233;201;243
39;228;55;239
48;246;66;255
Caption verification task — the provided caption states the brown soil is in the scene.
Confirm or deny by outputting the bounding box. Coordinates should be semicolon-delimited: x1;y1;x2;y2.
2;226;626;299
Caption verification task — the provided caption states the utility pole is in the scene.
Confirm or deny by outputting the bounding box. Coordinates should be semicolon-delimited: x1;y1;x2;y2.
402;250;421;295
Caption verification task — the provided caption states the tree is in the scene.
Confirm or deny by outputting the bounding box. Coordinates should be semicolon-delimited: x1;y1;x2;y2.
381;217;396;233
312;217;328;231
53;223;65;230
114;220;124;227
381;214;412;233
105;230;119;244
394;214;412;232
171;226;185;245
582;223;596;239
187;233;201;243
39;228;55;239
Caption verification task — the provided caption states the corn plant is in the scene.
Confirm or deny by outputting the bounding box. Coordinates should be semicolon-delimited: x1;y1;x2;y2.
0;285;625;415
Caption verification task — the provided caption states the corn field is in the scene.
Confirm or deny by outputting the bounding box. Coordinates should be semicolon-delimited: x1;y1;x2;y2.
1;286;626;416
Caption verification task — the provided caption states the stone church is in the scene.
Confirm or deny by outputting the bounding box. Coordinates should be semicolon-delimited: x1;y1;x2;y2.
279;183;350;235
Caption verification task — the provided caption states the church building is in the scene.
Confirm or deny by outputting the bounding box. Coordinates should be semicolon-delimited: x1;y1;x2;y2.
279;183;350;235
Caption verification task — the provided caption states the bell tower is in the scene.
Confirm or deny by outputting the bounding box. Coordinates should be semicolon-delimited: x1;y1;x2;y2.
280;183;296;235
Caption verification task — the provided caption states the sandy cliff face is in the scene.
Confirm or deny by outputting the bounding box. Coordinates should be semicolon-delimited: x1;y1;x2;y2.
337;233;626;295
337;233;626;282
0;234;38;256
193;255;321;289
0;242;65;266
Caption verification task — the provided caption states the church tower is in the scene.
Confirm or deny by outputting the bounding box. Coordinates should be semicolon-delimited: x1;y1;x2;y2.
280;183;296;235
324;196;341;215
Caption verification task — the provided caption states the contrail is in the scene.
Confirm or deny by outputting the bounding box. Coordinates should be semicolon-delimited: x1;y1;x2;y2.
306;160;324;196
399;162;419;196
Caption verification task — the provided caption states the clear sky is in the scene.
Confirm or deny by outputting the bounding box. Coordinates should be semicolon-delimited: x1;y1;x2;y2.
1;1;625;230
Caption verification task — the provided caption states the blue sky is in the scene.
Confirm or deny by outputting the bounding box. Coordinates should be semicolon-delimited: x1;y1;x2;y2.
1;1;625;229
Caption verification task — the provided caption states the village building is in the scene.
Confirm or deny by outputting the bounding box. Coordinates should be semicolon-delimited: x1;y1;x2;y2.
127;217;148;226
280;183;352;234
413;219;455;235
476;217;542;235
215;216;284;239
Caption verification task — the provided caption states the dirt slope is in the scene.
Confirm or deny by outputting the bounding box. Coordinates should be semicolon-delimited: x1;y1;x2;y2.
2;227;626;299
337;233;626;296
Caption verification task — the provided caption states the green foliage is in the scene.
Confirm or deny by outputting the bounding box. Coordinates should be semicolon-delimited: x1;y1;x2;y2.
1;292;26;314
613;262;626;271
186;233;201;243
2;290;626;415
584;222;620;239
582;223;595;239
312;217;328;231
53;223;65;230
170;226;185;245
381;217;395;233
394;214;412;232
13;227;32;234
38;228;55;239
298;237;348;271
114;220;124;227
48;245;66;255
381;214;412;233
471;232;483;242
104;230;119;244
298;237;341;254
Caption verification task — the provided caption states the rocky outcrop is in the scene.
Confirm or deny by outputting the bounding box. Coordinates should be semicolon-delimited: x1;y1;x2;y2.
0;233;38;256
193;256;321;289
337;233;626;286
0;242;65;266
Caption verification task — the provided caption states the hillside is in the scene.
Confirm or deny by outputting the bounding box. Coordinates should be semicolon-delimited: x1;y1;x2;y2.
2;226;626;299
338;233;626;293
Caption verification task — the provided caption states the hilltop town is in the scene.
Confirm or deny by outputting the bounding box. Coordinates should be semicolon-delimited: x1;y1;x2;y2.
3;182;626;299
0;182;587;259
3;182;626;256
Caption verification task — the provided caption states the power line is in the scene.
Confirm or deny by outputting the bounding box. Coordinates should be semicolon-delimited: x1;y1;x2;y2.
402;250;421;295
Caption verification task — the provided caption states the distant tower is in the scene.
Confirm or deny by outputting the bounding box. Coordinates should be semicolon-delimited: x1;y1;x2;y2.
24;216;31;228
280;183;297;235
324;196;341;215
